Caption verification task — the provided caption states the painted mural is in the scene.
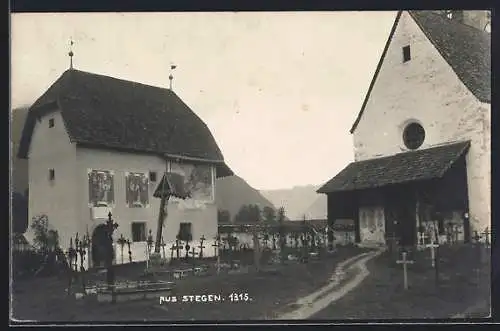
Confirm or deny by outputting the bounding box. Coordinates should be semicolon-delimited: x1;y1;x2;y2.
359;206;385;243
170;162;213;203
125;172;149;208
88;169;114;207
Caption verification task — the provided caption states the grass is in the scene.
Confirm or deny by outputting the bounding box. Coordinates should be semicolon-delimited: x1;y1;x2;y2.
312;244;491;320
11;246;370;322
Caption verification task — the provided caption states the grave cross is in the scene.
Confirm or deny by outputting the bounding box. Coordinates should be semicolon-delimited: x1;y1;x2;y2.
418;232;428;247
189;246;198;271
213;236;221;274
198;235;206;259
184;241;191;260
483;228;491;247
425;241;439;268
117;234;127;264
146;230;154;270
170;241;183;261
160;237;167;260
396;251;414;290
126;239;132;263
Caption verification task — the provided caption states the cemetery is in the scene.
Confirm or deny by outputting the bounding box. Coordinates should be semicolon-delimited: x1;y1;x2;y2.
313;228;491;320
12;207;490;321
12;211;371;321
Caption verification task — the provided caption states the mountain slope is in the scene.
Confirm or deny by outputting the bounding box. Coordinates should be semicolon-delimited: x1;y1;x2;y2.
215;175;277;223
303;194;328;220
260;185;323;220
11;107;29;195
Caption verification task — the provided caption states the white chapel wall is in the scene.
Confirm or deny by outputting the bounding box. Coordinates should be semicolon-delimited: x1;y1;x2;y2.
27;110;78;250
75;147;218;262
352;11;490;232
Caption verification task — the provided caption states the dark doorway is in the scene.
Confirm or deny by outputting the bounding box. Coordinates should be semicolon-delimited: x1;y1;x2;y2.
385;186;417;247
91;224;113;267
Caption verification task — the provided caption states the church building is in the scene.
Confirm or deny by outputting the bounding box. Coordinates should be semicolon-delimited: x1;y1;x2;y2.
318;10;490;247
18;67;232;266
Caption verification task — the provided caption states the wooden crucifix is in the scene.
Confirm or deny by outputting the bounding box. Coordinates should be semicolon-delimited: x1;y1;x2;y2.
198;235;206;259
396;251;414;290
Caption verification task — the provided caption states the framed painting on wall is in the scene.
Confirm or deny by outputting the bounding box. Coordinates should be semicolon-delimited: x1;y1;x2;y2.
170;162;214;203
88;169;114;207
125;172;149;208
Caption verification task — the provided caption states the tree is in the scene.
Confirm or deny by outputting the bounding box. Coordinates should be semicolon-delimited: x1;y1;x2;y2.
30;214;60;257
234;204;262;224
218;209;231;224
263;206;276;224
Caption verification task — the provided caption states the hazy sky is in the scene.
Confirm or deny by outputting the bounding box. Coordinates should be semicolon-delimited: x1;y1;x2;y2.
11;11;396;190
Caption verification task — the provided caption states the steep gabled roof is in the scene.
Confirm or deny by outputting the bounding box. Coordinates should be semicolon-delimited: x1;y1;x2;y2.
410;11;491;102
350;11;491;134
18;69;233;177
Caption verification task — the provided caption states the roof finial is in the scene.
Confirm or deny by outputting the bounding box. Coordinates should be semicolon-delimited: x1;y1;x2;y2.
169;64;177;90
68;37;75;70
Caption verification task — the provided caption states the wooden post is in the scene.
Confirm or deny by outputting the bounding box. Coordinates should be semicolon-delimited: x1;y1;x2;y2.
155;169;170;253
396;251;414;290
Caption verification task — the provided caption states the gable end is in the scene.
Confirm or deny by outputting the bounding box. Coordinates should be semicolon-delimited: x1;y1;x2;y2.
350;11;402;134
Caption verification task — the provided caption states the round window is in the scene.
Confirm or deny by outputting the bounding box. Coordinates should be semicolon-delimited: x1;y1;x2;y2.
403;122;425;150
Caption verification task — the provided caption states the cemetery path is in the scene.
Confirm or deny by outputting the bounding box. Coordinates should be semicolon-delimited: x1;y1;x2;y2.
274;249;384;320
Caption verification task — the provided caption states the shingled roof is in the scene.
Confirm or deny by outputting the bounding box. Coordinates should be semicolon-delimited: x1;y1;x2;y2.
18;69;233;177
350;11;491;134
317;141;470;194
410;11;491;102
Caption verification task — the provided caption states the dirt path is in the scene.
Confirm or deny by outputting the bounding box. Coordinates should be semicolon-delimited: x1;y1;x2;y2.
275;249;384;320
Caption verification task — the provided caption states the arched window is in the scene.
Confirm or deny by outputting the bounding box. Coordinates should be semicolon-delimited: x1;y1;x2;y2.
403;122;425;150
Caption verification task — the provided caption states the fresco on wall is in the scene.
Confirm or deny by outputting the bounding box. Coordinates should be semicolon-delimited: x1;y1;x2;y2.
359;206;385;243
125;172;149;208
170;162;213;203
88;169;114;207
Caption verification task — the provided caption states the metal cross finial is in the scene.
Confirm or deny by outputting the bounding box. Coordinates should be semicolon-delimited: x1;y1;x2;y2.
169;64;177;90
68;38;75;69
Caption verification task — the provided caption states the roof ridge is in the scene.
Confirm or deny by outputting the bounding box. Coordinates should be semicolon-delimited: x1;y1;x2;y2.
67;68;175;93
353;140;470;163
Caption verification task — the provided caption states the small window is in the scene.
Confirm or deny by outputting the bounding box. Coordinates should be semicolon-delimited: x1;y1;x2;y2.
149;171;157;182
131;222;147;242
49;118;55;128
403;122;425;150
49;169;55;181
402;45;411;63
178;222;193;242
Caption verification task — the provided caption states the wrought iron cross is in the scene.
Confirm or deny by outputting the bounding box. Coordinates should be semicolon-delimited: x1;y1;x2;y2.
198;235;206;258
